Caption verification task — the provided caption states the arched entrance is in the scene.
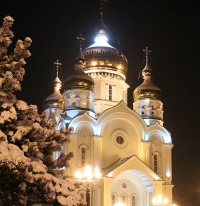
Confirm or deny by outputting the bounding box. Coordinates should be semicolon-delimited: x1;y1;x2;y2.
111;170;154;206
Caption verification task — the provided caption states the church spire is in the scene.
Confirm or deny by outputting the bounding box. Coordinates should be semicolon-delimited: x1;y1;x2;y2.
76;34;85;59
53;59;62;91
74;34;86;71
96;0;108;34
43;60;64;112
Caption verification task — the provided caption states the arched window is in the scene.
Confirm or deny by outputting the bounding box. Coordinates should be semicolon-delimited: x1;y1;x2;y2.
131;195;136;206
122;194;126;204
109;84;112;100
70;95;76;107
80;94;87;107
80;193;84;200
153;154;158;173
111;194;116;206
79;145;89;167
78;189;86;202
152;151;161;174
81;148;86;167
53;144;65;170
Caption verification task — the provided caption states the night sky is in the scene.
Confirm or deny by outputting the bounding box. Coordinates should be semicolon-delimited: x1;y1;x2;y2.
1;1;200;205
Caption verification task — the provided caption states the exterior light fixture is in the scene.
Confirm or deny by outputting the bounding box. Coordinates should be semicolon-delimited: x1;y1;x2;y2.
152;195;168;205
114;202;126;206
75;165;101;206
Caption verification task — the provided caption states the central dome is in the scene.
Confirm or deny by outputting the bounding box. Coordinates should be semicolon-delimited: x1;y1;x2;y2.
83;25;128;81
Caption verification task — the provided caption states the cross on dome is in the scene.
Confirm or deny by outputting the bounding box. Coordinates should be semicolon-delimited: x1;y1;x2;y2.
143;46;151;65
76;34;85;53
54;60;62;77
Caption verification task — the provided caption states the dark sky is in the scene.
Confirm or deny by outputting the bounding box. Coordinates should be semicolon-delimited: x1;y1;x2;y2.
1;0;200;205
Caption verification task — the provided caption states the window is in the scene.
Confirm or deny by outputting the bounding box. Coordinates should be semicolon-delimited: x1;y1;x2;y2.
80;193;85;200
116;136;124;144
153;154;158;173
79;145;89;167
152;151;160;174
109;85;112;100
131;195;136;206
122;194;126;204
81;148;86;167
149;192;153;206
70;95;76;107
111;194;116;206
122;183;127;189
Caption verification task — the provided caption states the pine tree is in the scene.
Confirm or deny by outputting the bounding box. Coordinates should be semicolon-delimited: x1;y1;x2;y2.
0;16;83;206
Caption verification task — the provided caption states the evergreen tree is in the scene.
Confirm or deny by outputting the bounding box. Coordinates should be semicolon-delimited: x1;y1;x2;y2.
0;16;83;206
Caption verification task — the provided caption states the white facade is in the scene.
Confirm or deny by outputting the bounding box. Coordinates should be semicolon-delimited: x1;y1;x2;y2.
87;75;129;114
44;11;174;206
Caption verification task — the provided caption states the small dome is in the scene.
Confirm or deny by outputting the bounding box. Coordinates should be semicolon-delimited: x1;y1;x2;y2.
64;51;94;91
134;76;162;101
43;76;64;110
134;55;162;101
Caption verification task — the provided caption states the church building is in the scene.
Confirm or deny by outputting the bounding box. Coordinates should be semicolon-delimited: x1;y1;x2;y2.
43;3;174;206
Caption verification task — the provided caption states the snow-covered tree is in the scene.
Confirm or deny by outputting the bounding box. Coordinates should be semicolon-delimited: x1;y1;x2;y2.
0;16;83;206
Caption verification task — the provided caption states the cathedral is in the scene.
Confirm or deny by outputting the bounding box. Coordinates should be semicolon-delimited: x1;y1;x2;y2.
43;3;174;206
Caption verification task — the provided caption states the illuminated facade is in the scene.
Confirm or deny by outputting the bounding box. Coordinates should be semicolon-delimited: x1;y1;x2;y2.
43;7;174;206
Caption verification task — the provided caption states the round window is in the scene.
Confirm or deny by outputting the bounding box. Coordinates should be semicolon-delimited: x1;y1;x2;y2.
116;136;124;144
122;183;127;189
112;130;129;149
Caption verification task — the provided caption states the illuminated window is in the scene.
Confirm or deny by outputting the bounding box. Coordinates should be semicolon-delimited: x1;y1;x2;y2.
122;194;126;204
109;85;112;100
91;61;97;66
132;195;136;206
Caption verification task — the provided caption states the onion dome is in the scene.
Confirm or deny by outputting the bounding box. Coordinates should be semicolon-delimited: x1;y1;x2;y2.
82;1;128;81
134;47;162;101
43;61;64;110
64;34;94;91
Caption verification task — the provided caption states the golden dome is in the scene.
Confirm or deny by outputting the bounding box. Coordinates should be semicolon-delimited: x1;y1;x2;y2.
134;76;162;101
134;48;162;101
43;76;64;110
82;15;128;81
83;45;128;80
64;51;94;91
